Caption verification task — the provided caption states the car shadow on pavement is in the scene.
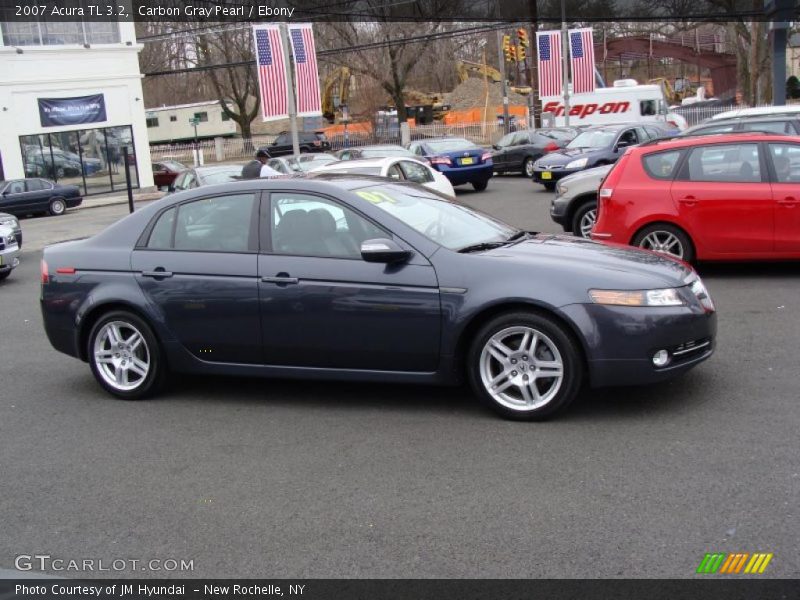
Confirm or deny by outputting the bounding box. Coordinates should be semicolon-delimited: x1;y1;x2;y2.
161;374;490;419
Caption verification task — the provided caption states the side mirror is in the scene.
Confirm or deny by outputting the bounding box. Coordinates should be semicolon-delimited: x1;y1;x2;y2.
360;238;411;264
615;140;631;152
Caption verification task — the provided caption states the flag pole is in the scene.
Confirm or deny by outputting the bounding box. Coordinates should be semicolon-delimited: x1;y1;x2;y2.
561;0;570;127
280;23;300;155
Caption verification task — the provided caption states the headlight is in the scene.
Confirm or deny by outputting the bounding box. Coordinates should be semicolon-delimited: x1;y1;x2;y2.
556;182;567;195
690;278;715;312
589;288;684;307
5;234;17;247
565;157;588;169
0;216;18;229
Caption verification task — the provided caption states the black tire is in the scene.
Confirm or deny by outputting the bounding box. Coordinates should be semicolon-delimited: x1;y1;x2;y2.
49;197;67;216
466;311;583;421
523;157;536;177
0;271;10;282
632;223;695;263
87;310;167;400
571;199;598;239
543;182;556;191
472;180;489;192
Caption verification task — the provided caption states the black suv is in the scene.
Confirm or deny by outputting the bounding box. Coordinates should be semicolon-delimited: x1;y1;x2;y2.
259;131;331;158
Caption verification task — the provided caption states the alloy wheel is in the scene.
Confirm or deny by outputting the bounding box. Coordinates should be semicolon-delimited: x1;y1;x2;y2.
93;321;150;392
479;326;564;411
578;208;597;238
524;159;535;177
638;230;684;259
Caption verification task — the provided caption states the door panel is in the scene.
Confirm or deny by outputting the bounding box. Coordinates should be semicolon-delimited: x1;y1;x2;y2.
259;192;441;371
768;142;800;253
671;143;773;256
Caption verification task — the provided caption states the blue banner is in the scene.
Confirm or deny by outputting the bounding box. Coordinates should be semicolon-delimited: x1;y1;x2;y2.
38;94;107;128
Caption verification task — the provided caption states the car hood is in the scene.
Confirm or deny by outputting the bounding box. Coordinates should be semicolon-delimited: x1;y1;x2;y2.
535;147;608;166
483;234;693;289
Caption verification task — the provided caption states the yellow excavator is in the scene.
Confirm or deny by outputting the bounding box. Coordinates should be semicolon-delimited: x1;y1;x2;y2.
456;60;532;95
321;66;351;123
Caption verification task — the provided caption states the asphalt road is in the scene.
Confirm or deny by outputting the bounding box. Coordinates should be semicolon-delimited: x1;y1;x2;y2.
1;176;798;579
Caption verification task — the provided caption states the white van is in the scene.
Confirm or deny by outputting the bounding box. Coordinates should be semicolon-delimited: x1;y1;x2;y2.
709;105;800;121
541;80;687;130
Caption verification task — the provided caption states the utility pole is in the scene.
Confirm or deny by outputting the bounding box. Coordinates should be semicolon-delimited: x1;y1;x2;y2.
561;0;570;126
280;23;301;155
528;0;539;129
497;30;510;134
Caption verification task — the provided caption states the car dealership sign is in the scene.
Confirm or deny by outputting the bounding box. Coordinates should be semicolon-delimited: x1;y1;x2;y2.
38;94;107;127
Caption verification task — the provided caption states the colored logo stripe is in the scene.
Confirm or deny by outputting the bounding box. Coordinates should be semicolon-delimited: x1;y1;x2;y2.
697;553;773;574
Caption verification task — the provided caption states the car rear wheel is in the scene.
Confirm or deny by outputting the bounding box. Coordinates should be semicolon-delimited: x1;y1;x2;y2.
88;311;166;400
49;197;66;216
632;224;695;262
571;200;598;239
467;311;583;420
472;180;488;191
523;157;535;177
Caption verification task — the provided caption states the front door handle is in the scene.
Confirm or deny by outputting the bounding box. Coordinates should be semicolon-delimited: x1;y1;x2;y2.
777;196;797;207
261;276;299;285
142;268;173;279
679;195;697;207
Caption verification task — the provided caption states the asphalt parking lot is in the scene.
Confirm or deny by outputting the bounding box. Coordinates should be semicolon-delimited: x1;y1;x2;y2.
1;176;798;578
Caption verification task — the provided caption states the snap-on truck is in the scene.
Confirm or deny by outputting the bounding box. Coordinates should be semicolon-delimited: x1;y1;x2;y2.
541;80;688;131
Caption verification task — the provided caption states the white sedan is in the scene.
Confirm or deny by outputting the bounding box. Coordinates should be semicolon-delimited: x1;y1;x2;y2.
311;157;455;198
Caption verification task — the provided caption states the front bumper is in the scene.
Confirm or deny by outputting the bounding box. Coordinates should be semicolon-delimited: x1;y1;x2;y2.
0;245;20;274
549;195;570;228
560;302;717;388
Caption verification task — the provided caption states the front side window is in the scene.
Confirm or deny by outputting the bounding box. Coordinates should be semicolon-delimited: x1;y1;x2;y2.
768;143;800;183
6;181;25;194
271;193;385;259
354;184;515;250
386;164;404;180
682;143;761;183
172;194;256;252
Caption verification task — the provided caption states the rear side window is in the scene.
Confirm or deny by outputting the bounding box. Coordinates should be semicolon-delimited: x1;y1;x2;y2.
642;150;682;180
147;207;176;249
740;121;794;134
680;143;761;183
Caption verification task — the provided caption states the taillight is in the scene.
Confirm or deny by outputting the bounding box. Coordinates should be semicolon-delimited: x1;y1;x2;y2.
543;141;559;152
41;259;49;284
56;267;76;274
481;152;492;162
430;156;452;166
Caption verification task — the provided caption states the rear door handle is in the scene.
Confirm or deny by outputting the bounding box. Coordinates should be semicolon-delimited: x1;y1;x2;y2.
777;196;797;206
142;269;173;279
679;195;697;207
261;276;299;285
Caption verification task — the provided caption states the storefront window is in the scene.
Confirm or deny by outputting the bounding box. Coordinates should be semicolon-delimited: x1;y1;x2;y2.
19;125;139;196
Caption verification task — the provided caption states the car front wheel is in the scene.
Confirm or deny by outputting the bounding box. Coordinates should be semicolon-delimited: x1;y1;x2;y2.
49;198;66;216
467;311;583;420
571;200;598;239
523;157;536;177
88;311;166;400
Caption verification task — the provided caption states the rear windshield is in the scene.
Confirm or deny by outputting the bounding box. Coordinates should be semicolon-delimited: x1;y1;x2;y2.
642;150;682;180
425;138;477;152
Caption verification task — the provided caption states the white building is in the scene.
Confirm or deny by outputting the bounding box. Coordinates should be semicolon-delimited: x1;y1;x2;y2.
146;100;238;144
0;20;153;195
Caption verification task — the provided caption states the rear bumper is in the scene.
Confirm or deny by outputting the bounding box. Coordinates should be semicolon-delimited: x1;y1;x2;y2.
66;197;83;209
560;302;717;388
436;163;493;185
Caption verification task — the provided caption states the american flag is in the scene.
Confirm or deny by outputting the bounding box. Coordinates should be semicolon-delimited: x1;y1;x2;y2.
536;31;562;98
253;25;288;121
288;24;322;117
569;28;596;94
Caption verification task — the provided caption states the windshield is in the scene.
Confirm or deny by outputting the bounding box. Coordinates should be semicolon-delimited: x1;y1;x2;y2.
295;155;337;171
567;130;617;149
425;138;476;153
353;184;516;249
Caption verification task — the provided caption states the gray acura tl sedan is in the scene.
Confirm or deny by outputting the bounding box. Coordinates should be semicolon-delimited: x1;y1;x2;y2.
40;174;716;420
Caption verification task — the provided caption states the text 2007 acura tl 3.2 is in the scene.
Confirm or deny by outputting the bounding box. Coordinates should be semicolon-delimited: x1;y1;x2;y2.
40;175;716;420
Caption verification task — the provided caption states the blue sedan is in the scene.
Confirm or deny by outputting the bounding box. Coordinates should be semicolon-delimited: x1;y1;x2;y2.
41;175;715;420
406;137;493;191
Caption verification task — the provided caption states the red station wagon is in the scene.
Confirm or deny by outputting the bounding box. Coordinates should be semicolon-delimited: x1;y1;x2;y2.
591;133;800;262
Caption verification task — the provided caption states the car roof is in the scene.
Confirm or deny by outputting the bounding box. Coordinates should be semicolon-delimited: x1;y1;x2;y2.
579;123;641;132
637;132;794;151
710;105;800;120
704;115;800;124
314;157;401;169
